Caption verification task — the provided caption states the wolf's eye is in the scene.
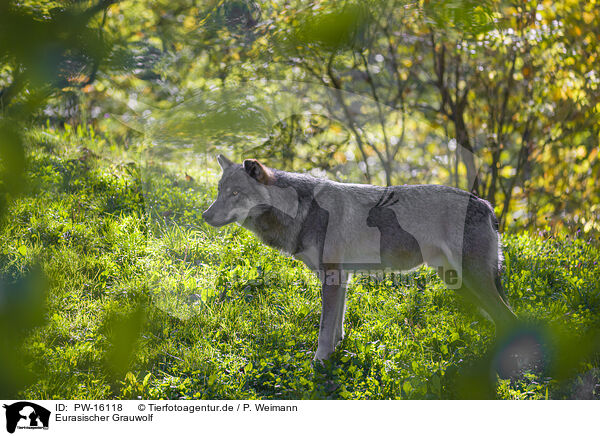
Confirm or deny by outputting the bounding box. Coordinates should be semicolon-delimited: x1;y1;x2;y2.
232;191;238;196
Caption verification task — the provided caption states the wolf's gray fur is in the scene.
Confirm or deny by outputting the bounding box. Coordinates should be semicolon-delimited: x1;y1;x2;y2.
203;155;517;361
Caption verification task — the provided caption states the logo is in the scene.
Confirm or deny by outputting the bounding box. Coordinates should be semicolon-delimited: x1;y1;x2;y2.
3;402;50;434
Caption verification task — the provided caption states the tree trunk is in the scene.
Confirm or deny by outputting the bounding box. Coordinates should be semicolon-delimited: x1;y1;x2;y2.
453;113;479;195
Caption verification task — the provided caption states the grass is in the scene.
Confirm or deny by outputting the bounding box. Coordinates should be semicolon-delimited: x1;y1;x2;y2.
1;125;599;400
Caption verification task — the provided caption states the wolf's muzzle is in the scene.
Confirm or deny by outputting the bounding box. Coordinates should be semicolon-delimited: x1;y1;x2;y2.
202;205;233;227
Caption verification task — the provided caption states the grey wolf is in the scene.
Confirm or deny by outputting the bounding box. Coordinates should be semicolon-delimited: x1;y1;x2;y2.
203;155;517;361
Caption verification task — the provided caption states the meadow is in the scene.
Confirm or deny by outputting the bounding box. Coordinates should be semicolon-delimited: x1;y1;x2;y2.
1;126;599;400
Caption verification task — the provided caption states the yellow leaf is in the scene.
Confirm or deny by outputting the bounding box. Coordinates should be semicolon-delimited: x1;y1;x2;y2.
583;11;594;24
552;88;563;100
330;124;342;134
500;166;516;178
334;151;347;163
184;16;196;29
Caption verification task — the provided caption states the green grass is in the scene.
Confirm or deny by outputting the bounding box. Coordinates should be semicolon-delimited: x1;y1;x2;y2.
1;125;599;399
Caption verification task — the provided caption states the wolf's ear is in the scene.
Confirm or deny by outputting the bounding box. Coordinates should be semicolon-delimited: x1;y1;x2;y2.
217;154;233;170
243;159;273;184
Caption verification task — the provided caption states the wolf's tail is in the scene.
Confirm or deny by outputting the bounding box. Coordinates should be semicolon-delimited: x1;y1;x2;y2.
490;212;500;232
484;201;509;305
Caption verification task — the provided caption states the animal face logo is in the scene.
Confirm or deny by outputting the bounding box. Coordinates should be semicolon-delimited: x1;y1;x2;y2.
3;402;50;433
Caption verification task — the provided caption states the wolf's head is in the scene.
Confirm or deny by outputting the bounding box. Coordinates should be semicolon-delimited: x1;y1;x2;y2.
202;155;298;227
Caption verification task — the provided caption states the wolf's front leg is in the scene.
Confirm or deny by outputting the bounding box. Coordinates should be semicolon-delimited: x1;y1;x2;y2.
315;272;348;362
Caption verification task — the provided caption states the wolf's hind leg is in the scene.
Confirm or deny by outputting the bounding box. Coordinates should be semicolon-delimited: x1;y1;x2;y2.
463;267;517;333
460;218;517;332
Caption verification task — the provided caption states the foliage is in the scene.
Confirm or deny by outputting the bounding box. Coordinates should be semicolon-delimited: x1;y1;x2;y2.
2;0;598;232
79;0;600;233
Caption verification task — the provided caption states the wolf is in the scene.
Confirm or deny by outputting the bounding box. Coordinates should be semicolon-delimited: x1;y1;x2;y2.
203;155;517;361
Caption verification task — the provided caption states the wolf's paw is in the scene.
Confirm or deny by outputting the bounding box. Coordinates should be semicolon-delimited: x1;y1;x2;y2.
314;347;334;362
